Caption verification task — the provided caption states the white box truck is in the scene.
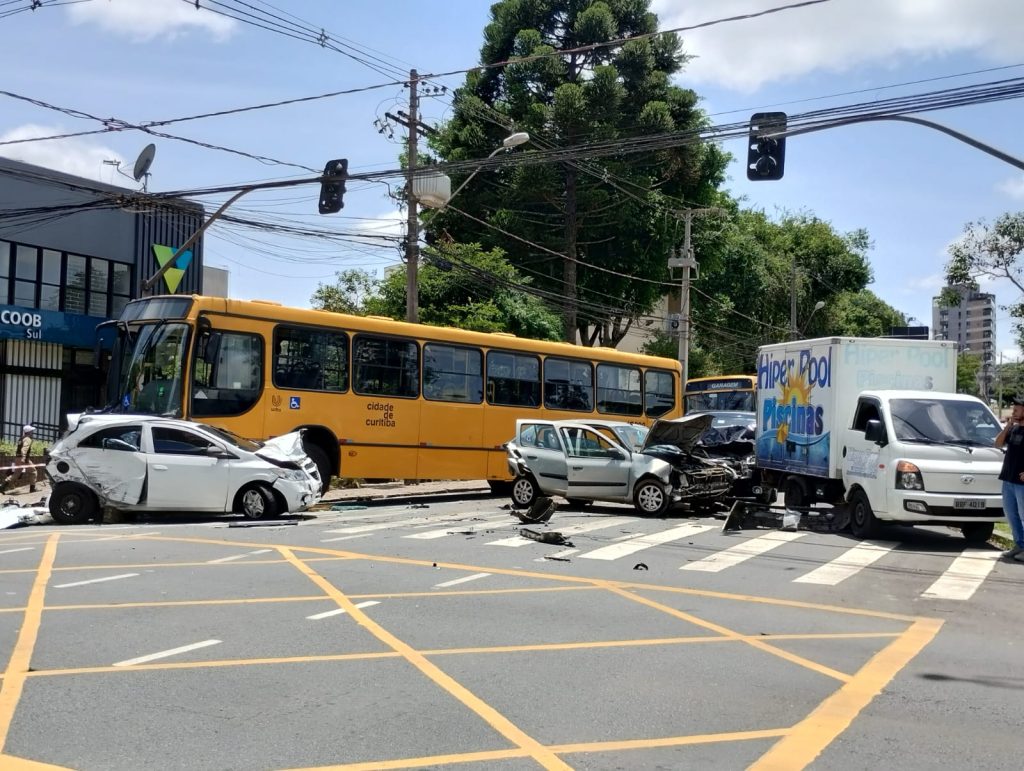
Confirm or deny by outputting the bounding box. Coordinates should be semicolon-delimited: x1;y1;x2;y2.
754;337;1004;542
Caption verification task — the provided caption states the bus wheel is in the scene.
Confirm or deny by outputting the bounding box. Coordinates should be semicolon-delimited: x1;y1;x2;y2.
511;475;537;508
488;480;512;496
848;489;878;539
238;484;279;520
303;443;332;495
961;522;994;544
49;482;99;525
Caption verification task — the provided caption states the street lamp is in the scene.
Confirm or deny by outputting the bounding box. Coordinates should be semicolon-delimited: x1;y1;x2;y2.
406;131;530;323
798;300;826;336
427;131;530;210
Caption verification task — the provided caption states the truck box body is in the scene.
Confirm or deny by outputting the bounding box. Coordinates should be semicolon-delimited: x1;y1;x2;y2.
755;337;957;480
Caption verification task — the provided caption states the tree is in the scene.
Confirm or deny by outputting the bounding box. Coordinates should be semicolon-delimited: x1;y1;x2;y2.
945;210;1024;349
823;290;907;338
427;0;728;345
957;351;982;395
312;243;563;341
684;209;900;373
311;269;379;315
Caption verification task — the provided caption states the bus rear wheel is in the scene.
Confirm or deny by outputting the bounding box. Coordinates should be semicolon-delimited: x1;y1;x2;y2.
303;443;332;495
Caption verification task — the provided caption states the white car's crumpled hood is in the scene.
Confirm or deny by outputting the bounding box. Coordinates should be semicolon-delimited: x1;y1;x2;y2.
256;431;307;465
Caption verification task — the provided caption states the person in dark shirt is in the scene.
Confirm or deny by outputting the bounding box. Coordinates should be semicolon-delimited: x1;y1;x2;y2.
995;396;1024;561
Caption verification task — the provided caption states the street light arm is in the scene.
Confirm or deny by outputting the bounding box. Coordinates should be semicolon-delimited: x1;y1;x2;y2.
141;186;254;293
442;146;504;208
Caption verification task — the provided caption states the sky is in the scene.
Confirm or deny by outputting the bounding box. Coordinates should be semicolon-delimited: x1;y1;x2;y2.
2;0;1024;359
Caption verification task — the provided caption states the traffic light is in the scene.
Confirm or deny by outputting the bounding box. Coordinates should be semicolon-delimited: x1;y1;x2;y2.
746;112;786;181
318;158;348;214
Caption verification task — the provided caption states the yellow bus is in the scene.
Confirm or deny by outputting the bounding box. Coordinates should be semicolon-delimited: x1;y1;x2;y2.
101;295;683;491
683;374;756;414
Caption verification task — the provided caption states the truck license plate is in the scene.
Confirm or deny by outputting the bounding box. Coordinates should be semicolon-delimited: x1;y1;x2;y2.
954;499;986;510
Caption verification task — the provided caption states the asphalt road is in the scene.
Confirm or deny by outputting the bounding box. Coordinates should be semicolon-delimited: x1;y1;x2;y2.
0;492;1020;770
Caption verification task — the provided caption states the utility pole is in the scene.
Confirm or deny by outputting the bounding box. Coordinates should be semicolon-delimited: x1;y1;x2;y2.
405;69;420;323
668;210;701;384
789;257;799;340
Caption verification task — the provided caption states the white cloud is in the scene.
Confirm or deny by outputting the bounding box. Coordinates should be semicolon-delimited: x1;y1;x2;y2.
652;0;1024;92
65;0;236;42
998;175;1024;200
903;272;946;293
0;124;125;182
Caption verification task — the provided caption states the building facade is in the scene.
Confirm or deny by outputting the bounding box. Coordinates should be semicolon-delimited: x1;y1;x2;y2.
932;284;996;396
0;158;205;441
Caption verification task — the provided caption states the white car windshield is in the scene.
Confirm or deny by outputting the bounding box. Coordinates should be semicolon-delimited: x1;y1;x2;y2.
199;424;262;452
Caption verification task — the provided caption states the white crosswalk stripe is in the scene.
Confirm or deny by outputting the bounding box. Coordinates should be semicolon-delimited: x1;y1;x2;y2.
921;549;1001;601
486;516;637;547
324;511;481;535
792;540;898;586
403;514;511;540
577;522;716;561
681;530;805;573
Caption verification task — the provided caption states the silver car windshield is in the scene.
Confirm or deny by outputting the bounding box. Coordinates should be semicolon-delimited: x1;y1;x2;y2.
890;398;1000;447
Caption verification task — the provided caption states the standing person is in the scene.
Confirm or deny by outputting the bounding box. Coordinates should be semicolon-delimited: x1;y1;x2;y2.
2;424;37;494
996;397;1024;561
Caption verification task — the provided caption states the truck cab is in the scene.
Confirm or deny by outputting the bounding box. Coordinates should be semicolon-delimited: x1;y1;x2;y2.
842;390;1003;541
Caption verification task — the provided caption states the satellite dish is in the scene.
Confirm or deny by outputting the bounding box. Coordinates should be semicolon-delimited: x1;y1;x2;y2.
132;143;156;182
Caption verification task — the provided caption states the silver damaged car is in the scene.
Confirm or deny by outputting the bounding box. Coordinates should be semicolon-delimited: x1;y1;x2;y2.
504;415;735;515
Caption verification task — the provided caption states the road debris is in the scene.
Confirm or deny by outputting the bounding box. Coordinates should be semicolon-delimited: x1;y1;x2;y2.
519;528;572;546
513;497;556;524
633;562;649;570
330;504;368;511
409;503;430;509
543;555;572;562
227;519;299;528
722;499;850;534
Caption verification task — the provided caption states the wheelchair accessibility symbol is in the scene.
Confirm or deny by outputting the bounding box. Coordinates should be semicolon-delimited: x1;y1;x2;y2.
289;396;301;410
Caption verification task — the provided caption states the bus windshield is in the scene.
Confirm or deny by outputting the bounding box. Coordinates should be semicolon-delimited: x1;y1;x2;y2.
684;389;755;413
113;322;190;416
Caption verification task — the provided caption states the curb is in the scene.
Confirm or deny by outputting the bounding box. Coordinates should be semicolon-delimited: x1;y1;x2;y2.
318;484;492;507
990;529;1014;550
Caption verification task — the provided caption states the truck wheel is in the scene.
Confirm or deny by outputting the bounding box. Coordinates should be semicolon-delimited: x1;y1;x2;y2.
511;475;538;509
848;489;878;538
48;482;99;525
634;479;670;516
961;522;994;544
783;477;806;508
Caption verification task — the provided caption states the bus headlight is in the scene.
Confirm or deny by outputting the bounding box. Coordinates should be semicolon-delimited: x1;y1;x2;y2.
896;460;924;491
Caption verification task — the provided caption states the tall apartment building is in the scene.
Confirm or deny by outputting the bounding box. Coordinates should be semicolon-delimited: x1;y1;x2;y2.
932;284;996;396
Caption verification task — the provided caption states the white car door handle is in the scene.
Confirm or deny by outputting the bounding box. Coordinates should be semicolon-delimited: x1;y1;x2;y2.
153;464;168;471
572;466;583;471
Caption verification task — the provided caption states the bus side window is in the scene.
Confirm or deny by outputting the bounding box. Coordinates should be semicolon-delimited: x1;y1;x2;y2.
644;369;675;418
353;335;419;398
486;351;540;408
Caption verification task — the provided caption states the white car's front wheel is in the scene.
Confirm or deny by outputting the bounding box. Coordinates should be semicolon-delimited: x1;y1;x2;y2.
238;484;279;520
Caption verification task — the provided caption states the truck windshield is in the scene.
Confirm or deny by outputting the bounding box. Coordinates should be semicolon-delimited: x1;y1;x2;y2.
890;398;1001;448
114;322;190;416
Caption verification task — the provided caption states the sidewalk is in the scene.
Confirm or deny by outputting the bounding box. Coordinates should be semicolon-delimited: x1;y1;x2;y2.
0;479;495;515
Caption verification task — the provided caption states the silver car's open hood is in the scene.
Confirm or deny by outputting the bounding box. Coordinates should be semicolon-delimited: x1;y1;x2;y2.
642;414;714;453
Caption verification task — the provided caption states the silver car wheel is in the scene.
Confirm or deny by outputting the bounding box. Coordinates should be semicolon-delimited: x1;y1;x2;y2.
241;488;265;517
512;476;536;506
636;483;665;513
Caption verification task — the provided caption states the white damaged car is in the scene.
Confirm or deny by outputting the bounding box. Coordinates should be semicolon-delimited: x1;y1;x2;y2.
44;416;321;524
